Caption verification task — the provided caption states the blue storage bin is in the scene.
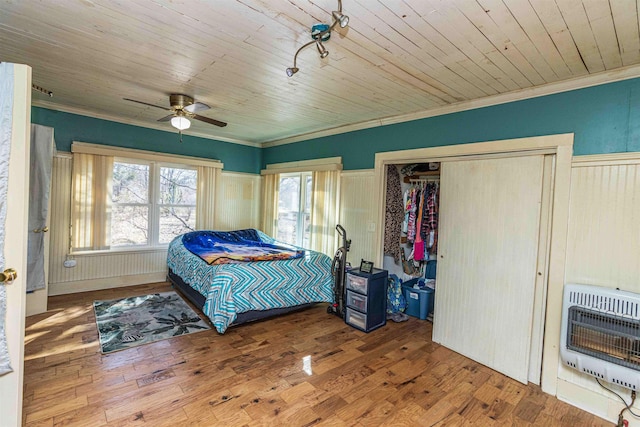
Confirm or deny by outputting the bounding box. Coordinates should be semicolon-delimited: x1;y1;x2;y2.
401;283;434;320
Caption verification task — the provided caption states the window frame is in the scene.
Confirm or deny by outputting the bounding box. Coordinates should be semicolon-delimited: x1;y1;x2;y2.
70;141;222;254
156;162;198;245
110;157;198;249
277;171;312;247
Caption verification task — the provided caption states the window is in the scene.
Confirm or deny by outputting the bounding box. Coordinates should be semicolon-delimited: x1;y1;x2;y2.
110;159;197;247
71;142;221;253
277;172;312;247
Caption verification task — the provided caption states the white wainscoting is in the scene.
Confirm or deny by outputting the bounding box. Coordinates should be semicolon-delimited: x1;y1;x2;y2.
559;155;640;423
215;171;261;231
48;153;73;287
565;161;640;290
339;170;377;267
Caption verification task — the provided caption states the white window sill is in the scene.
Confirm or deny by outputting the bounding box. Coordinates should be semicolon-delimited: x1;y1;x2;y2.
70;246;169;257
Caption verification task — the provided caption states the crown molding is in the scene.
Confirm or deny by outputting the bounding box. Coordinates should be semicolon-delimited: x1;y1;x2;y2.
31;100;261;148
262;64;640;148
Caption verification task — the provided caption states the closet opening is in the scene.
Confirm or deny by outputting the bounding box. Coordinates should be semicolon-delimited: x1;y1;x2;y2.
383;162;440;322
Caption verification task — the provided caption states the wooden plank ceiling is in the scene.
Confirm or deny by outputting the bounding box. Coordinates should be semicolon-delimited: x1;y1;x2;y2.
1;0;639;146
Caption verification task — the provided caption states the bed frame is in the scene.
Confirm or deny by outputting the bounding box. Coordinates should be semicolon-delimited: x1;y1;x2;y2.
167;269;316;327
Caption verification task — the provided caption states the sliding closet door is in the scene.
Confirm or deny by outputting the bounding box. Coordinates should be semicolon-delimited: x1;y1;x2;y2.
432;155;544;384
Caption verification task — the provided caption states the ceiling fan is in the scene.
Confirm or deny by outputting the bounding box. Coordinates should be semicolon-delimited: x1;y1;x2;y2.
124;94;227;131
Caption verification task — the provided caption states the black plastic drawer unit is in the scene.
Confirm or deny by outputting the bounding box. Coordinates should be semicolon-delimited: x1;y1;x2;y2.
344;267;388;333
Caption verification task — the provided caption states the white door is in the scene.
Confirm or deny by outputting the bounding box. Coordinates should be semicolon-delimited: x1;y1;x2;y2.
0;63;31;426
432;155;544;384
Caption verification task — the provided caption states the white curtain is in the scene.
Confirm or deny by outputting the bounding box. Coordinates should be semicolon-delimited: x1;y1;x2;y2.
260;173;279;237
310;170;341;256
26;124;54;292
0;62;14;375
71;153;113;251
196;165;220;230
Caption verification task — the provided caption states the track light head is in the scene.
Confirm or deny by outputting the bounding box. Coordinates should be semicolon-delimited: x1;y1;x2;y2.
332;11;349;28
316;40;329;58
286;67;299;77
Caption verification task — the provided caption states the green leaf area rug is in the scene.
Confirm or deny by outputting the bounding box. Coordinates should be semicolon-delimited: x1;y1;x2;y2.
93;291;211;353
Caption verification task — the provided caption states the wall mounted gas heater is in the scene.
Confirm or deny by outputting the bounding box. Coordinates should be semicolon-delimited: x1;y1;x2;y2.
561;284;640;391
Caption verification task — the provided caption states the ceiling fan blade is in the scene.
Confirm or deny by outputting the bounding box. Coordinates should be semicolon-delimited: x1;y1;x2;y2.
123;98;170;111
193;114;227;127
157;114;175;122
184;102;210;113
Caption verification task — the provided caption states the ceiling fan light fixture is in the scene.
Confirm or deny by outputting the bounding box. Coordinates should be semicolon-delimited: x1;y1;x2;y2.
286;67;299;77
171;116;191;130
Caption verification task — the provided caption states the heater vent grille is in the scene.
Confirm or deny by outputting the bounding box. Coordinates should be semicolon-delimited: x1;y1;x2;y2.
567;307;640;372
568;290;639;318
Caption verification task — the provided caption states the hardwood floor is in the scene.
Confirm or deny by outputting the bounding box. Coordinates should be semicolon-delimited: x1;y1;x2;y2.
23;282;610;426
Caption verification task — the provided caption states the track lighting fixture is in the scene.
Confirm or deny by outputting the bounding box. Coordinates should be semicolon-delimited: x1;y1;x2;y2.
32;84;53;97
286;0;349;77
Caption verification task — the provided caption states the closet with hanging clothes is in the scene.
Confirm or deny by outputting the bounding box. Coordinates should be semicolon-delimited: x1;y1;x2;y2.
383;162;440;321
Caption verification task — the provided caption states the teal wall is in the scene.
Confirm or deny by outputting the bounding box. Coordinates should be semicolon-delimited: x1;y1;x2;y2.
263;78;640;170
31;107;262;174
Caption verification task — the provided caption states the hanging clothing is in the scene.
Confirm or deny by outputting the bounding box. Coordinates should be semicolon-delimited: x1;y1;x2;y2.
27;124;54;292
383;165;404;264
406;187;418;243
413;185;426;261
421;182;439;255
402;188;409;234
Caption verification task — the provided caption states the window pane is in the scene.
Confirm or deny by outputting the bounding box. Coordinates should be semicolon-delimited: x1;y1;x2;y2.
159;206;196;244
111;206;149;245
277;176;300;245
160;167;197;205
112;162;149;203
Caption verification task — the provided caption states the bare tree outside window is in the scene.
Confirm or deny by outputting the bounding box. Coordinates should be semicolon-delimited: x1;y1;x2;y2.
158;166;197;243
277;176;300;245
277;172;312;247
111;162;150;245
110;161;197;247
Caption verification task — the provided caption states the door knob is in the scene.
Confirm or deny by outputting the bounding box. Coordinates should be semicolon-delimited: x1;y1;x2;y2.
33;226;49;233
0;268;17;284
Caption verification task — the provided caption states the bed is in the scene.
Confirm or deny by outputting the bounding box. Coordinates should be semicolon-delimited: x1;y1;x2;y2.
166;229;334;333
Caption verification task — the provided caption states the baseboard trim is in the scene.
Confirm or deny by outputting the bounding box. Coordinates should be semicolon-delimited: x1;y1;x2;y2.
48;272;167;295
556;378;622;424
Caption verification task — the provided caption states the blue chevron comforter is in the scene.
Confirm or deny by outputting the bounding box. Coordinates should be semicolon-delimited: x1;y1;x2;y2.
167;229;334;333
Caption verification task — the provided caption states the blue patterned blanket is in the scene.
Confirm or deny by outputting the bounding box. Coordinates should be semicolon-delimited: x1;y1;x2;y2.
182;229;304;265
167;229;333;333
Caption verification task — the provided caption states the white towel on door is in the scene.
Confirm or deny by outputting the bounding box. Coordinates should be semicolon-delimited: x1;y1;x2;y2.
0;63;15;376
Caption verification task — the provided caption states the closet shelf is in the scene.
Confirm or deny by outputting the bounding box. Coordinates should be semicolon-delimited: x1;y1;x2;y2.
403;170;440;183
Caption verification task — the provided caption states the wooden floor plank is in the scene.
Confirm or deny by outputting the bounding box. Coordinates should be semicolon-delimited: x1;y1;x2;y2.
22;282;610;426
